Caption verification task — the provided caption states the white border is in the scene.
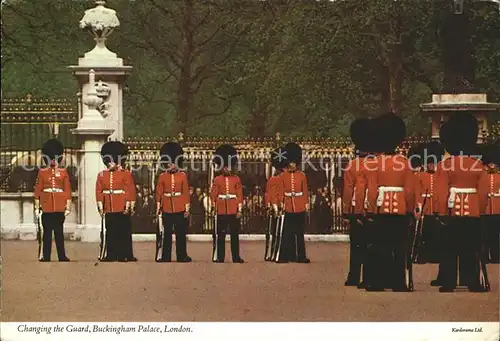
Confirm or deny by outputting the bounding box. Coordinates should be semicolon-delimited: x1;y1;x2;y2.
1;322;498;341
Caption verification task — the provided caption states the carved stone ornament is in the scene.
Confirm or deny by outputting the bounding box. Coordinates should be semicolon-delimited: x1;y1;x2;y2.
79;1;120;57
95;80;111;118
83;69;104;118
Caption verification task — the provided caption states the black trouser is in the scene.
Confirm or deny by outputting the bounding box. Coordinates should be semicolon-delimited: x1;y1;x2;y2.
346;215;367;284
277;212;307;262
482;215;500;264
212;215;241;262
265;216;278;260
440;217;486;289
365;215;409;289
124;215;135;259
418;215;443;263
102;213;129;261
40;212;67;260
160;212;189;261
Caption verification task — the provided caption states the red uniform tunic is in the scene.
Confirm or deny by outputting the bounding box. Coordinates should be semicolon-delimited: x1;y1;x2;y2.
277;171;309;213
416;172;437;215
363;155;380;214
343;157;371;215
210;174;243;215
479;172;500;215
265;174;282;207
34;167;72;212
120;168;137;204
95;169;134;213
156;171;190;213
435;156;487;217
365;154;415;215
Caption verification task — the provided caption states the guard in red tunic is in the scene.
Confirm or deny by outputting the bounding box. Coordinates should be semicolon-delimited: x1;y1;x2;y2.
117;142;137;262
415;141;446;265
265;146;285;261
210;144;244;263
365;113;415;291
34;139;71;262
96;141;135;262
479;139;500;264
155;142;192;263
435;113;489;292
275;142;310;264
343;118;375;287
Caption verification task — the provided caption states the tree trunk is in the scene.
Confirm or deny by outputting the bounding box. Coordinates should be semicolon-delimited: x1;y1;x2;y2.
380;65;390;114
248;104;267;138
388;42;403;114
176;0;194;135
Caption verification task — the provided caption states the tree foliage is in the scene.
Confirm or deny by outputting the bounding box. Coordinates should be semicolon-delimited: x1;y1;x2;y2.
2;0;500;138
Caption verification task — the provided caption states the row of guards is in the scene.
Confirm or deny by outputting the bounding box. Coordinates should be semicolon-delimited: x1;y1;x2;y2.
33;138;317;263
342;112;499;293
32;111;499;292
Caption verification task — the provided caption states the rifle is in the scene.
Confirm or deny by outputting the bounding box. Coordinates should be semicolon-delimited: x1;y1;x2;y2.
406;190;428;291
212;206;218;262
155;213;164;261
264;208;273;261
274;206;286;262
478;229;491;292
411;190;428;264
36;209;43;260
98;213;107;261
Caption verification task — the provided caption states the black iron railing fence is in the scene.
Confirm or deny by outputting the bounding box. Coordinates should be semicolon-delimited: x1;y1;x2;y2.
1;94;79;192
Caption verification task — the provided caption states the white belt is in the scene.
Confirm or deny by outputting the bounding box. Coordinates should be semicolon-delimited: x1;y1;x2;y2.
218;194;237;199
284;192;303;197
164;192;181;197
488;192;500;198
376;186;404;207
42;188;63;193
102;189;125;194
421;194;432;198
448;187;477;208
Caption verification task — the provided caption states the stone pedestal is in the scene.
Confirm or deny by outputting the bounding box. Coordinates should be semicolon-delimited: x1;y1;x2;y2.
420;93;500;143
72;68;114;242
72;129;113;242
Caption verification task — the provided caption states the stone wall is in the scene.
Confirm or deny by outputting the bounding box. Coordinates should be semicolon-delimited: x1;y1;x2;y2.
0;192;79;240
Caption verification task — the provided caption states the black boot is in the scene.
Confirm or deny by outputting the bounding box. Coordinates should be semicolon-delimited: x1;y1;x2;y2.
178;256;192;263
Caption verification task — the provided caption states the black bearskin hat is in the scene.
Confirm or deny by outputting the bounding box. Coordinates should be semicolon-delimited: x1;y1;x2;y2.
421;141;445;168
283;142;302;166
407;144;423;170
159;142;184;168
115;141;128;167
376;112;406;153
350;118;373;153
101;141;124;166
42;139;64;165
440;113;478;156
270;146;287;169
213;144;238;169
